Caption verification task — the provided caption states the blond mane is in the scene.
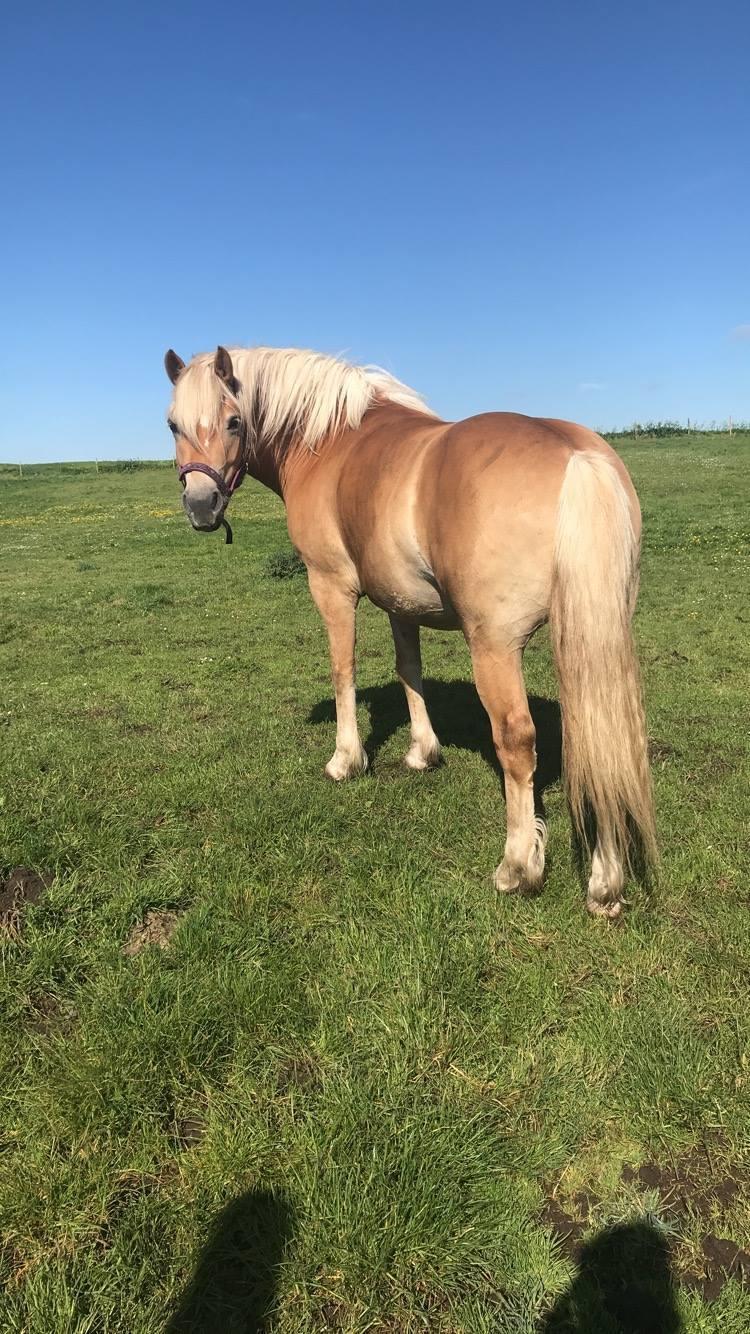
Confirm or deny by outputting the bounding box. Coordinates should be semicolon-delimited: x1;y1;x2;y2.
169;346;438;451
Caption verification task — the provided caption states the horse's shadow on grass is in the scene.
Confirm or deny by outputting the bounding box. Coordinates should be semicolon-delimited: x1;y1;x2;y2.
540;1221;683;1333
308;678;563;799
166;1189;292;1333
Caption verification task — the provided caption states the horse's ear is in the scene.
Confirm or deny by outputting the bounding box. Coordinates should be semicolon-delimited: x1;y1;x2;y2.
214;346;235;386
164;349;185;384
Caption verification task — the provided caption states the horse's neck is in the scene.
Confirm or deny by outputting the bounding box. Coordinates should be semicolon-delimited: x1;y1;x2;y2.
244;435;285;497
245;426;338;500
245;402;436;500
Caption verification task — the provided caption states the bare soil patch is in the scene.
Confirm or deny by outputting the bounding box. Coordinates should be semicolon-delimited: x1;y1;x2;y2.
648;739;679;764
97;1169;172;1252
276;1051;322;1096
0;867;53;938
173;1116;207;1151
541;1150;750;1302
539;1196;586;1263
694;1235;750;1300
27;991;78;1036
123;908;183;957
620;1157;744;1216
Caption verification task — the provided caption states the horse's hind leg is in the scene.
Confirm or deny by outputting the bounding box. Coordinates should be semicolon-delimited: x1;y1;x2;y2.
469;643;546;893
587;836;626;918
389;616;441;770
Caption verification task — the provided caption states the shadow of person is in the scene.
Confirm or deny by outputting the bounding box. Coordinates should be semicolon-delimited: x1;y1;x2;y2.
307;678;562;797
166;1189;292;1334
540;1222;683;1334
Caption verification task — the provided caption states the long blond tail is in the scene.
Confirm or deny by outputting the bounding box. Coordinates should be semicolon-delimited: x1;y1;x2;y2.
550;450;657;869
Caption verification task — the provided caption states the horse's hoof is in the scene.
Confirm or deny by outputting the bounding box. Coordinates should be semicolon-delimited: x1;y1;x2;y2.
586;896;624;921
494;846;545;896
493;863;522;894
325;750;368;781
404;741;441;772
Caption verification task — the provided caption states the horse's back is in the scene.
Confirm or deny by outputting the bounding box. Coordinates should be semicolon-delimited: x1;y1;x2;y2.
416;411;637;640
288;405;636;641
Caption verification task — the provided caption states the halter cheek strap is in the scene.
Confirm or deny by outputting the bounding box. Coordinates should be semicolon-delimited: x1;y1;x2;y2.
178;460;247;544
177;460;247;498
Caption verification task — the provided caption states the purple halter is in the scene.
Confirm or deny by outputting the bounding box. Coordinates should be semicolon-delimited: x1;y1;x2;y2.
178;460;247;544
178;459;247;499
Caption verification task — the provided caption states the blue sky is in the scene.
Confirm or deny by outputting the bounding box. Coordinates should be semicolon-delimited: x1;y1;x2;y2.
1;0;748;462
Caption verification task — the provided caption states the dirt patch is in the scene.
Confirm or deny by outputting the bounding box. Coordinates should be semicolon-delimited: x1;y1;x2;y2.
651;650;689;666
698;1236;750;1294
173;1116;207;1151
276;1051;321;1096
542;1150;750;1303
0;867;53;938
316;1300;347;1329
648;739;679;764
620;1155;746;1219
123;908;183;957
623;1154;750;1300
97;1169;171;1251
680;1234;750;1302
27;991;78;1036
539;1196;586;1263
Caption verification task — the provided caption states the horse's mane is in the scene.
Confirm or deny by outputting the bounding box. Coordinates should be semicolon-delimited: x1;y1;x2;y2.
169;346;437;451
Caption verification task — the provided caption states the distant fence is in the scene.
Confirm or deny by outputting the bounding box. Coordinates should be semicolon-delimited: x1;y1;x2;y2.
0;459;176;480
601;419;750;441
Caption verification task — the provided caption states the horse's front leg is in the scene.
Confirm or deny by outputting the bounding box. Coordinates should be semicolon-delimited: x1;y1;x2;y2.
308;571;368;781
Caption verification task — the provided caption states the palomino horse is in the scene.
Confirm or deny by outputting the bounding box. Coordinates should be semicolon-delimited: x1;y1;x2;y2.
164;345;656;916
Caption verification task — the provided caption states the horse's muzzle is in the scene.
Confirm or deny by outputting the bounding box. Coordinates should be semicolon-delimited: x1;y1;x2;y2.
182;487;225;532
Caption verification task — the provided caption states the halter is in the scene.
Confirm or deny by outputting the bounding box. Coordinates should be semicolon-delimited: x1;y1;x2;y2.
178;460;247;544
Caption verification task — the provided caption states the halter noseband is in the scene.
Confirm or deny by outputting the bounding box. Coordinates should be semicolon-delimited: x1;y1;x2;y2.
178;459;247;544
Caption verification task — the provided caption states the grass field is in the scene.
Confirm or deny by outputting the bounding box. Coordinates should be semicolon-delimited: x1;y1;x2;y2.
1;433;749;1332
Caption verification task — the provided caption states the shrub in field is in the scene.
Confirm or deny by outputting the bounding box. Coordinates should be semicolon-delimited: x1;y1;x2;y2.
638;420;685;437
265;549;307;579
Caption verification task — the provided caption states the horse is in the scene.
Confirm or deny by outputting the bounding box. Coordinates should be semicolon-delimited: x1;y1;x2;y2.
163;344;656;917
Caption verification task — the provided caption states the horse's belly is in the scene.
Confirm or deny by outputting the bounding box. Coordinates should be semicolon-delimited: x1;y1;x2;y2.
415;609;462;630
363;566;460;628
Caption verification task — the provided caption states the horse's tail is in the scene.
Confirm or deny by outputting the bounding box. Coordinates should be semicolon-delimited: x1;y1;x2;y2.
549;449;656;869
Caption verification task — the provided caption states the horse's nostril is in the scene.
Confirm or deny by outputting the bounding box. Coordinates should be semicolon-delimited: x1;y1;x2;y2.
210;490;220;510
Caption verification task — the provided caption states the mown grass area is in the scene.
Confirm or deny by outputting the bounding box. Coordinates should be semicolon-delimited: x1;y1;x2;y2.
1;433;749;1331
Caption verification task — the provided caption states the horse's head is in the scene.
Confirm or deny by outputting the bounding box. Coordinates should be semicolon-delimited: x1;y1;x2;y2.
164;346;246;533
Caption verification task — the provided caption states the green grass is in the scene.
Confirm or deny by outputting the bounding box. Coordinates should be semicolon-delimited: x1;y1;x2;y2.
1;434;749;1331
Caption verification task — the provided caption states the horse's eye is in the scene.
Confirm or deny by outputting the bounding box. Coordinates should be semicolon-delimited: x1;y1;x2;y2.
227;416;241;434
168;419;178;435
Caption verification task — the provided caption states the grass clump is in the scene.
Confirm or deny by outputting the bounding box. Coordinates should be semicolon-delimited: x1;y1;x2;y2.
265;548;307;579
